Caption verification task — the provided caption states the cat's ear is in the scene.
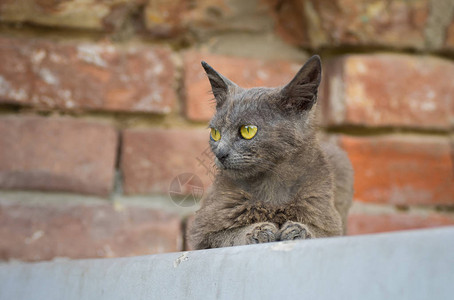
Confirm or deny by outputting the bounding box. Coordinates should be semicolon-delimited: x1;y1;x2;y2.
201;61;237;107
279;55;322;112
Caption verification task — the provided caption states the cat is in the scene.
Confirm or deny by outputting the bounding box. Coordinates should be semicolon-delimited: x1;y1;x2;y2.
189;55;354;249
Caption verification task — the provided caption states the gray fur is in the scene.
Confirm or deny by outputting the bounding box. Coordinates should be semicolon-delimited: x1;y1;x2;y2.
189;56;354;249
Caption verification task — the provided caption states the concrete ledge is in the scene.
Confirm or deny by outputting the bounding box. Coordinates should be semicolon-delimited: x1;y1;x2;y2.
1;227;453;300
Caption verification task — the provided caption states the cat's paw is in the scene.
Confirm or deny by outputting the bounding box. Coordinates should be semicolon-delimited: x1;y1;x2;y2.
277;221;313;241
245;222;278;244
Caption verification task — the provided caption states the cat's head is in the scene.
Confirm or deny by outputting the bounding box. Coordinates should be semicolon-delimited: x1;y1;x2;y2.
202;55;322;180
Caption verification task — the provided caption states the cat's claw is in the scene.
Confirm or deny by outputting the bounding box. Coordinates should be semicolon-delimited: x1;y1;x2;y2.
246;222;278;244
277;221;313;241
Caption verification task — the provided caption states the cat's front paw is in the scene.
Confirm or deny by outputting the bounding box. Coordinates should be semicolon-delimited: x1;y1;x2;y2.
245;222;278;244
277;221;313;241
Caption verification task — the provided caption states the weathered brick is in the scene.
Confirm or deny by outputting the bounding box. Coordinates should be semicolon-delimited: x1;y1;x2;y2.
424;0;454;51
348;213;454;235
0;199;181;262
447;21;454;49
265;0;439;50
321;54;454;129
0;0;142;31
144;0;188;37
183;51;302;121
182;0;274;40
0;116;118;196
121;128;213;195
264;0;309;47
339;135;454;205
0;37;175;114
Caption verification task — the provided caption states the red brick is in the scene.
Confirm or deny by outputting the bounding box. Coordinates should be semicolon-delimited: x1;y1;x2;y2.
0;200;181;262
0;37;175;114
121;128;213;195
183;51;302;121
264;0;430;49
0;0;142;31
0;116;118;196
321;54;454;129
348;213;454;235
339;135;454;205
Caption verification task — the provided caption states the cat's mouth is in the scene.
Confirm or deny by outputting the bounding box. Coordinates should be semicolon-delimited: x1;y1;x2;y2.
215;158;229;170
215;157;240;171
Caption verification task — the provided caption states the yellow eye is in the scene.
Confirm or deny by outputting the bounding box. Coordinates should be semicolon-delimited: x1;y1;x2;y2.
240;125;258;140
210;128;221;141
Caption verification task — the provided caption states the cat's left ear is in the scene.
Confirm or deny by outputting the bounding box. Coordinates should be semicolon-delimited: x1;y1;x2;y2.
201;61;237;108
279;55;322;112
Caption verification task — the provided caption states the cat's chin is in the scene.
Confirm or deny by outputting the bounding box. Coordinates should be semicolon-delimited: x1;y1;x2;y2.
218;165;261;180
215;158;264;180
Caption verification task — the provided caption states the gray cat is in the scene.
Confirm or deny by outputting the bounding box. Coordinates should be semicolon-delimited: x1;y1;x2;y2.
189;55;354;249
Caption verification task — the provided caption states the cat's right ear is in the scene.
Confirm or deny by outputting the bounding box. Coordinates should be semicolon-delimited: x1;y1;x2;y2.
201;61;236;107
279;55;322;112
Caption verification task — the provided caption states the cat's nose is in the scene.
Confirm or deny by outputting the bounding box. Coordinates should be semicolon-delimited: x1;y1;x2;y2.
216;151;229;164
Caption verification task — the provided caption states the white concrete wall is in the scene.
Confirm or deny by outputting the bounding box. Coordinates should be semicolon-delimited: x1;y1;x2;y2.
1;227;453;300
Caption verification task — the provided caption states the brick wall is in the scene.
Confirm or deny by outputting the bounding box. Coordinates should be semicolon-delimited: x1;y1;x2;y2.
0;0;453;262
